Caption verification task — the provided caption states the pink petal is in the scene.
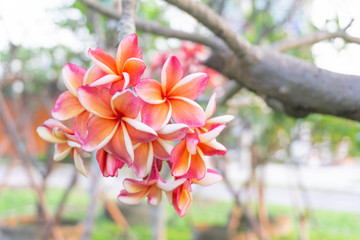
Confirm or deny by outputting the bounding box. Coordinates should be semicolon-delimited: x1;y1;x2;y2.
77;86;116;119
169;97;206;127
37;126;66;143
193;169;222;186
72;149;87;177
206;115;234;125
73;111;91;142
186;150;207;180
105;121;134;165
96;149;125;177
122;58;146;87
62;63;86;96
205;93;216;119
161;56;183;94
83;65;107;85
88;47;117;74
111;90;140;118
152;139;173;160
82;115;119;152
132;143;154;178
89;74;122;87
122;117;158;143
135;79;165;104
157;124;189;141
198;124;226;143
123;178;151;193
118;189;150;205
54;143;71;161
141;101;172;131
173;184;192;217
116;34;143;74
168;73;208;100
185;133;199;155
51;91;85;121
198;139;227;156
157;178;186;192
171;139;191;177
147;186;162;206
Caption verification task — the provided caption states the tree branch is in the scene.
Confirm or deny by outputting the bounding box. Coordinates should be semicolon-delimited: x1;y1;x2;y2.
271;29;360;52
79;0;224;49
164;0;252;59
117;0;137;41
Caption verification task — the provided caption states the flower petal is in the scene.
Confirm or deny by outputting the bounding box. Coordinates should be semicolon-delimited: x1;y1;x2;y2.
141;101;172;131
54;143;71;161
122;117;158;143
206;115;234;125
122;58;146;87
37;126;65;143
88;47;117;74
72;149;87;177
37;119;72;143
62;63;86;96
168;73;208;100
73;111;91;141
96;148;125;177
118;189;150;205
89;74;122;87
205;93;216;119
161;56;183;94
169;97;206;127
193;169;222;186
82;115;119;152
135;79;165;104
157;178;186;192
116;34;143;74
123;178;151;193
186;149;207;180
51;91;85;121
152;138;173;160
185;133;199;155
105;121;134;165
198;124;226;143
157;123;189;141
147;186;162;206
83;65;107;85
171;139;191;177
132;143;154;178
77;86;116;119
198;139;227;156
111;90;140;118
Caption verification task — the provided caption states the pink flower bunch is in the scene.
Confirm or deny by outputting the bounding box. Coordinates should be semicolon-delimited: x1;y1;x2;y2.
37;34;233;217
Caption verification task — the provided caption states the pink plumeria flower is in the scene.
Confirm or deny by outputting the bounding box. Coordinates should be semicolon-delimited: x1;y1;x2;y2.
169;169;223;217
88;34;145;92
132;123;189;178
118;162;186;206
135;56;208;130
171;94;233;179
37;119;88;176
77;86;158;165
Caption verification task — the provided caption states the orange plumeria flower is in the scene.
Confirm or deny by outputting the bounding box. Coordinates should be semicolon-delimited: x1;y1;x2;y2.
135;56;208;130
88;34;145;92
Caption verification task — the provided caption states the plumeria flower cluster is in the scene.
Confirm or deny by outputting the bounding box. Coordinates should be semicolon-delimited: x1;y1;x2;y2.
37;34;233;217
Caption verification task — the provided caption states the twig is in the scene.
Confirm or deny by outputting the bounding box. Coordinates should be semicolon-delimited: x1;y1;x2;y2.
271;20;360;52
164;0;252;59
78;0;225;50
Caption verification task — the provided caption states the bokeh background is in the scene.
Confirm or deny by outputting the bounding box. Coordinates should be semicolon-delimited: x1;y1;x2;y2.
1;0;360;239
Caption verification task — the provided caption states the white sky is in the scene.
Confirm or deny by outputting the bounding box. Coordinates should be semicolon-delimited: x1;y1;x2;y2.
0;0;360;75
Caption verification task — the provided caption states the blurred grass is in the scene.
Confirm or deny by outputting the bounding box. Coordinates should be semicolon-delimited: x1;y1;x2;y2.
0;188;359;239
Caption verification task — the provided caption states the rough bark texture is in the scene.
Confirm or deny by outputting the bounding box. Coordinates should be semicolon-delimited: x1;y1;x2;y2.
206;48;360;120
